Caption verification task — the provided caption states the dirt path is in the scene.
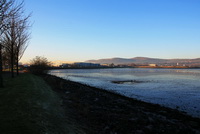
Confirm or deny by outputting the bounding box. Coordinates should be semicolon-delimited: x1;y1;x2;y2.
43;74;200;134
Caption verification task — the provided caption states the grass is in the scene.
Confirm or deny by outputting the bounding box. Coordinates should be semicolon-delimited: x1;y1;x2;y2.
0;73;69;134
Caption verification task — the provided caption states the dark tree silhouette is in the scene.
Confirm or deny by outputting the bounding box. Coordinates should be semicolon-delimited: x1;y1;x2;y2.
15;15;30;75
29;56;51;75
0;0;14;87
3;5;30;77
0;0;31;86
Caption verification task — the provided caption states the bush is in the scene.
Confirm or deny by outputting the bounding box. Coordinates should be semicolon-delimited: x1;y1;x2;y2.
29;56;51;75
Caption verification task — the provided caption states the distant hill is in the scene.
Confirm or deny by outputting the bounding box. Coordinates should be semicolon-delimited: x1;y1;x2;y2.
86;57;200;65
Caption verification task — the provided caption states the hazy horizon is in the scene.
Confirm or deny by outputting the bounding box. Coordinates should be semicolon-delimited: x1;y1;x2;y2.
21;56;200;64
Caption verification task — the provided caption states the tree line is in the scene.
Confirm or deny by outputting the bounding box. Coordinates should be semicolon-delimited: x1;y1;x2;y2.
0;0;31;87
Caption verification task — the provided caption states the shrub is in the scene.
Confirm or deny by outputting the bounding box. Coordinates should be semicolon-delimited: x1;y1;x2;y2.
29;56;51;75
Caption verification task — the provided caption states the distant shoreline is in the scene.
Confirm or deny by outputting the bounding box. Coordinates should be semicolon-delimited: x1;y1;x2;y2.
50;66;200;70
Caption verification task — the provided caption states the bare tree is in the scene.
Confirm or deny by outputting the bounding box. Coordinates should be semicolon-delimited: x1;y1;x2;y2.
0;0;14;87
3;16;17;78
15;15;30;75
29;56;51;75
0;0;14;34
7;2;30;77
0;0;31;84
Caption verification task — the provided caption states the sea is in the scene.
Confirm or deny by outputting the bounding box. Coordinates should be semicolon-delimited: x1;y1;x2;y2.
49;68;200;118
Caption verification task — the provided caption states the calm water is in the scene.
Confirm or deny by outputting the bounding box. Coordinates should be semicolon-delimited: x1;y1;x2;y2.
50;68;200;118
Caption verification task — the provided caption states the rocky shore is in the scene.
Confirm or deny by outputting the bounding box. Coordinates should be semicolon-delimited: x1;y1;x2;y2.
43;74;200;134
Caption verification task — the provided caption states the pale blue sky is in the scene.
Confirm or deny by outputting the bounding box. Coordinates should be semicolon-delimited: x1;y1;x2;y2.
21;0;200;63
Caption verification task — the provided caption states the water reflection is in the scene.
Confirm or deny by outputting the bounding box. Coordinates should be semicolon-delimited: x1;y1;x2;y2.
50;68;200;118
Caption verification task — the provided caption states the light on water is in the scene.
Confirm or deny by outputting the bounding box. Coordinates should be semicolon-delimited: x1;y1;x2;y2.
50;68;200;118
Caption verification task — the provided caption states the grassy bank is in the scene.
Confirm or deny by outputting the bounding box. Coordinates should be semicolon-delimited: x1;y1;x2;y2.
0;73;73;134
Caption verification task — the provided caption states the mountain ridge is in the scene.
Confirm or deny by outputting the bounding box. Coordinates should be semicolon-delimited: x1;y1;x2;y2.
85;57;200;65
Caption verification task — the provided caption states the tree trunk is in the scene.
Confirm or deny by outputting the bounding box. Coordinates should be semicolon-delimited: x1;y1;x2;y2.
11;57;14;78
16;54;19;76
11;42;14;78
0;44;4;87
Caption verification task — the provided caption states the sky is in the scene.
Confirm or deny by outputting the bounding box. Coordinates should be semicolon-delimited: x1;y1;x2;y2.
21;0;200;63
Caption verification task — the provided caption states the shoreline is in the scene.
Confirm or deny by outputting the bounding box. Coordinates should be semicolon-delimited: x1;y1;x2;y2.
43;74;200;133
50;66;200;70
